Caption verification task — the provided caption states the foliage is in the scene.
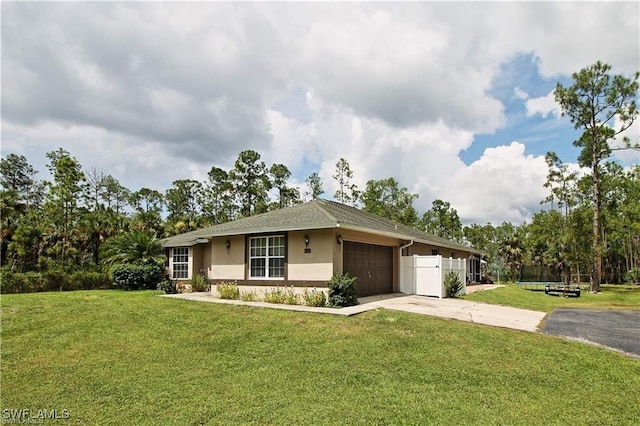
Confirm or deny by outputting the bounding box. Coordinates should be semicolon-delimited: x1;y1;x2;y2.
270;164;301;209
305;172;324;200
625;268;640;285
0;268;112;294
3;291;640;425
165;179;203;234
100;230;164;269
282;286;300;305
498;235;525;282
554;61;639;292
333;158;360;206
216;282;240;300
199;167;235;225
361;177;419;227
110;263;166;291
444;271;464;298
189;273;209;292
327;272;358;307
263;288;286;304
230;150;271;217
239;290;259;302
303;287;327;307
421;199;463;242
157;279;178;294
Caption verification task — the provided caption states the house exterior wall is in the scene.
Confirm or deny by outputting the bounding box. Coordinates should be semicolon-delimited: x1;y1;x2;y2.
287;230;334;281
209;236;245;280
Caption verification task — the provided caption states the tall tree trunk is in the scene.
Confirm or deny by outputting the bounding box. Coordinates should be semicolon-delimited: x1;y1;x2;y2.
592;158;602;292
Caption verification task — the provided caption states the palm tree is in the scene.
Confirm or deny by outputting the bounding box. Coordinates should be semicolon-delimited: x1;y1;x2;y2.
498;236;524;283
100;230;164;269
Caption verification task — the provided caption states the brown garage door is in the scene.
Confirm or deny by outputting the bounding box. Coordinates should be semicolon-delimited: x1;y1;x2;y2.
343;241;393;297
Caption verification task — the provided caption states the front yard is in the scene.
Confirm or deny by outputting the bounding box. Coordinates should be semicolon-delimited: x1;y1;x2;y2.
1;290;639;424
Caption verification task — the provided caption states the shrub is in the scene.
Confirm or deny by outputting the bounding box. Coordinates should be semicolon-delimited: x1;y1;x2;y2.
303;287;327;307
327;273;358;307
0;269;28;294
43;269;66;291
110;263;166;291
624;268;640;285
157;280;178;294
283;286;300;305
217;282;240;300
263;288;286;304
190;273;209;292
0;268;112;293
239;290;259;302
69;271;113;290
444;271;464;298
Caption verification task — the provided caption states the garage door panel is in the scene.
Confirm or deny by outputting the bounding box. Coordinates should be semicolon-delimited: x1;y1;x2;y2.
344;242;393;297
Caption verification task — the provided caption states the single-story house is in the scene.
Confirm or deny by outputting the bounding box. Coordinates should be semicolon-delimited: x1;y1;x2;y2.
161;199;484;297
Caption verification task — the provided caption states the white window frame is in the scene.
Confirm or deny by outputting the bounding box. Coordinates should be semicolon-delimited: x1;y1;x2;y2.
249;235;285;279
171;247;191;280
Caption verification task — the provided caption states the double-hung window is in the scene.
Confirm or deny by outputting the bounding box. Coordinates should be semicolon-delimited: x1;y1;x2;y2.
172;247;189;279
249;236;285;279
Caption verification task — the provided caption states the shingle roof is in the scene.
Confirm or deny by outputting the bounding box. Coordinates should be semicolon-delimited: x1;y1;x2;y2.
160;199;483;255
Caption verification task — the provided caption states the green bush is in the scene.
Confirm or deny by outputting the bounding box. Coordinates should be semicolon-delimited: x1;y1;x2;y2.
110;263;166;291
283;286;300;305
624;268;640;285
69;271;113;290
0;268;112;294
327;273;358;307
190;273;209;292
444;271;464;298
239;290;259;302
217;282;240;300
263;288;286;304
303;287;327;307
157;280;178;294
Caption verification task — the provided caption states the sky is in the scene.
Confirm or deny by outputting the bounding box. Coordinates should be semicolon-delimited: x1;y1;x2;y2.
2;1;639;225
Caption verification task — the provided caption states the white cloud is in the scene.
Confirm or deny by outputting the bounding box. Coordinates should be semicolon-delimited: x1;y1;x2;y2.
525;90;561;118
514;87;529;100
447;142;549;224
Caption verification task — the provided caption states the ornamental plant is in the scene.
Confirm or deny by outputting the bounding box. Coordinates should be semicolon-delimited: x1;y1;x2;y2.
444;271;464;298
327;272;358;307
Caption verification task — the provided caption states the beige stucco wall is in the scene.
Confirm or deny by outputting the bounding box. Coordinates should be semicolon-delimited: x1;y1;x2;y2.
287;230;334;281
208;236;245;280
191;245;205;276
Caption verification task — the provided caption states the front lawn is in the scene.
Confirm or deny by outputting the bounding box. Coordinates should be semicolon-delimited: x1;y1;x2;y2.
1;290;639;425
464;284;640;313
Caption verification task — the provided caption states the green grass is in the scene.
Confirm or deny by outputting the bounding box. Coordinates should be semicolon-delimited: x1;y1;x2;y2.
464;284;640;313
2;290;639;425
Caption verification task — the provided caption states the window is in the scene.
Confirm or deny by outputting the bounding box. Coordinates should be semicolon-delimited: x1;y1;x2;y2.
172;247;189;279
250;236;285;279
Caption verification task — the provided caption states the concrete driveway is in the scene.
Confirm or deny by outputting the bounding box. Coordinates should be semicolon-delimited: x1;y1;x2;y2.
363;295;546;332
541;308;640;357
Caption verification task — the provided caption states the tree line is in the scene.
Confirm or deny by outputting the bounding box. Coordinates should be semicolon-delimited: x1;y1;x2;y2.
1;61;638;288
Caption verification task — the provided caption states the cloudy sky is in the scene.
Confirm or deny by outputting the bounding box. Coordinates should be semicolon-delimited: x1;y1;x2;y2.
2;1;639;225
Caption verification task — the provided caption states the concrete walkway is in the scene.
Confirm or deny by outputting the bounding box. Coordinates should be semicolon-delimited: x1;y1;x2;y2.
162;290;546;332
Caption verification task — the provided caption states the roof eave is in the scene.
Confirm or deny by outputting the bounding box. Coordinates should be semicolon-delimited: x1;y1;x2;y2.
338;224;484;256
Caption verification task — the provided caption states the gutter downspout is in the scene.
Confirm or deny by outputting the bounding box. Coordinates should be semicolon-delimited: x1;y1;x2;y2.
399;240;414;294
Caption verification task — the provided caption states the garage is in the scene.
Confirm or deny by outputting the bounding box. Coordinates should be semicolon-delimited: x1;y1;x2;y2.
343;241;393;297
